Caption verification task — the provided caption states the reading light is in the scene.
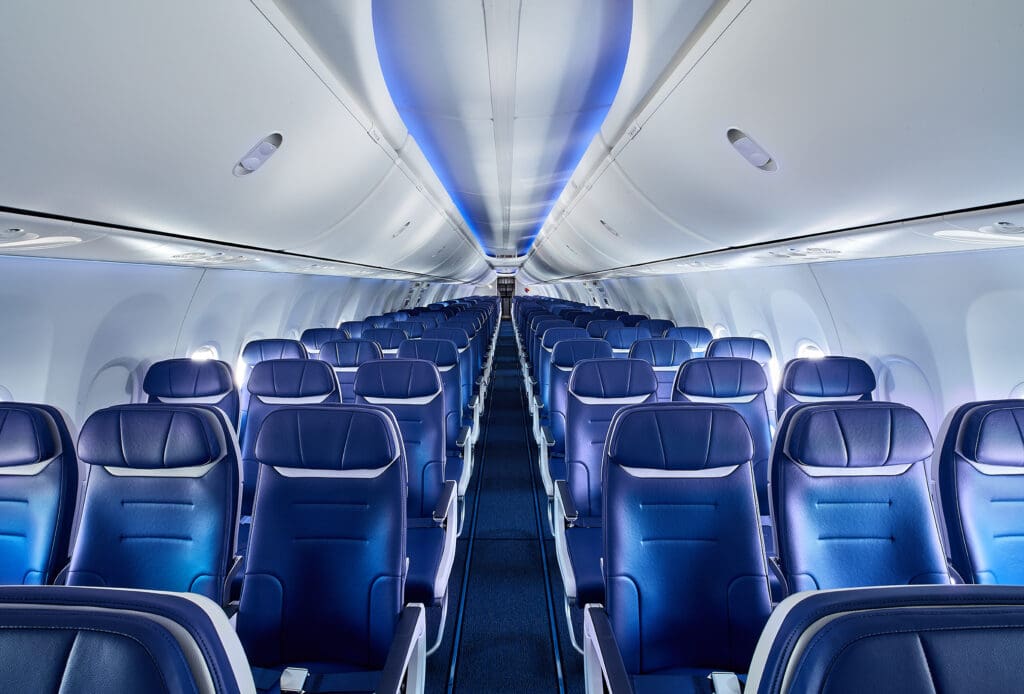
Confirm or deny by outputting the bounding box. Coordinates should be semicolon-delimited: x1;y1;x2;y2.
234;133;283;176
727;128;777;172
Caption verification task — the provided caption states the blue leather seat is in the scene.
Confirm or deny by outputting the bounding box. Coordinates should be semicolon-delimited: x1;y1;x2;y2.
0;585;254;692
238;338;307;439
571;313;598;329
532;319;572;375
619;314;648;327
241;360;340;522
628;338;692;401
586;320;625;339
603;326;653;359
363;315;389;329
555;359;657;648
417;312;443;330
0;403;78;585
939;400;1024;584
772;402;949;592
363;328;408;358
423;328;476;430
584;403;772;691
637;319;674;337
397;339;473;498
537;327;589;423
237;405;426;694
666;326;712;356
673;358;771;511
777;356;875;416
143;358;240;430
746;585;1024;694
316;338;383;403
388;320;422;338
354;360;456;651
70;404;240;605
300;327;349;356
707;336;772;365
543;340;614;493
338;320;367;338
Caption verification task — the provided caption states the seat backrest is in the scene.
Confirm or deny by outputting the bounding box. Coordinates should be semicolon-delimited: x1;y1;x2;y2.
628;338;692;401
144;358;240;430
338;320;367;338
363;315;389;329
241;360;340;516
636;319;674;338
586;320;625;339
237;405;406;672
532;319;572;369
603;326;653;358
361;327;408;357
0;403;78;585
300;327;349;356
747;585;1024;694
619;314;648;327
540;339;611;457
772;401;948;592
940;400;1024;584
572;313;598;329
565;358;657;518
423;328;472;409
397;339;463;453
777;356;875;416
673;357;771;509
354;359;445;518
604;404;771;674
316;338;383;403
666;326;712;356
539;328;590;411
70;404;240;604
0;585;254;693
388;320;422;338
238;339;307;437
707;336;772;365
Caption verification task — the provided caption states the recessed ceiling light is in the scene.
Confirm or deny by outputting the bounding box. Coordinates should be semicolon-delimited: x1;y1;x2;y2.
170;251;258;265
233;133;283;176
727;128;777;172
392;221;412;239
0;234;82;250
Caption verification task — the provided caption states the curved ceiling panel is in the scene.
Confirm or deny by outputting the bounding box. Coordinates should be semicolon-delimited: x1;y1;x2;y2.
372;0;632;259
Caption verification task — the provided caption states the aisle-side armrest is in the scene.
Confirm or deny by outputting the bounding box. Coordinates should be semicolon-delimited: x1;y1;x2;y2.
377;604;427;694
555;480;578;524
583;605;633;694
433;481;458;524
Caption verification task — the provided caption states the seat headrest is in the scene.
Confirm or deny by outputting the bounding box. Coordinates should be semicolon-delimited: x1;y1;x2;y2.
628;338;692;367
636;319;675;337
666;327;712;352
707;336;772;364
254;406;400;471
957;403;1024;467
569;359;658;399
241;339;307;365
247;359;338;398
317;339;382;368
535;319;572;334
396;338;459;366
445;319;479;335
337;320;366;338
362;328;408;350
353;359;442;400
541;327;589;349
363;315;387;328
620;314;649;327
603;326;653;349
388;321;422;338
782;356;875;398
422;328;470;348
607;404;754;470
300;328;348;353
552;339;614;367
784;402;933;468
675;358;768;398
0;405;59;467
79;405;224;469
586;320;625;338
142;359;234;399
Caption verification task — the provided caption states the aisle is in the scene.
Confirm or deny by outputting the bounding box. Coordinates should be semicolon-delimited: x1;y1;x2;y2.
425;320;581;693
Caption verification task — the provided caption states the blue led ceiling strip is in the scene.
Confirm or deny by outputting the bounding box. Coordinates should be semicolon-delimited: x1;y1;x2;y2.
373;0;633;258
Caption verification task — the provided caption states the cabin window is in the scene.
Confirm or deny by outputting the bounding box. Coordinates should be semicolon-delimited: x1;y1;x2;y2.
0;385;11;402
713;324;729;338
1010;382;1024;399
752;331;781;390
190;345;219;361
796;340;826;360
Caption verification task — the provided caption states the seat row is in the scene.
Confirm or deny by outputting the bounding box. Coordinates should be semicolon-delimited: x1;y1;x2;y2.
0;296;498;692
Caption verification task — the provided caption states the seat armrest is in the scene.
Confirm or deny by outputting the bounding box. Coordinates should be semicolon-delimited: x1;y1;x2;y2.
223;555;243;605
583;605;633;694
456;425;471;448
541;425;555;448
555;480;578;524
947;563;966;584
433;481;458;524
468;394;480;410
377;604;427;694
529;375;538;386
766;555;788;604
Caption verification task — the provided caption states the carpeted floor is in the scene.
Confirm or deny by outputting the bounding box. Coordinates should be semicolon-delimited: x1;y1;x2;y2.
426;320;584;693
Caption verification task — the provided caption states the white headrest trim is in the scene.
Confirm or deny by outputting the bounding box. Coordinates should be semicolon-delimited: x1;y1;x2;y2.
795;462;914;477
257;394;332;405
967;461;1024;476
273;463;391;479
620;464;740;479
653;365;681;372
104;461;219;478
332;366;359;373
0;457;55;476
789;393;865;404
156;395;227;405
683;393;758;404
572;394;651;406
362;391;441;406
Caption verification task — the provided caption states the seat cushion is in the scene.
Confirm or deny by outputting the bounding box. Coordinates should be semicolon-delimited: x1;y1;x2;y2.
566;525;603;606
